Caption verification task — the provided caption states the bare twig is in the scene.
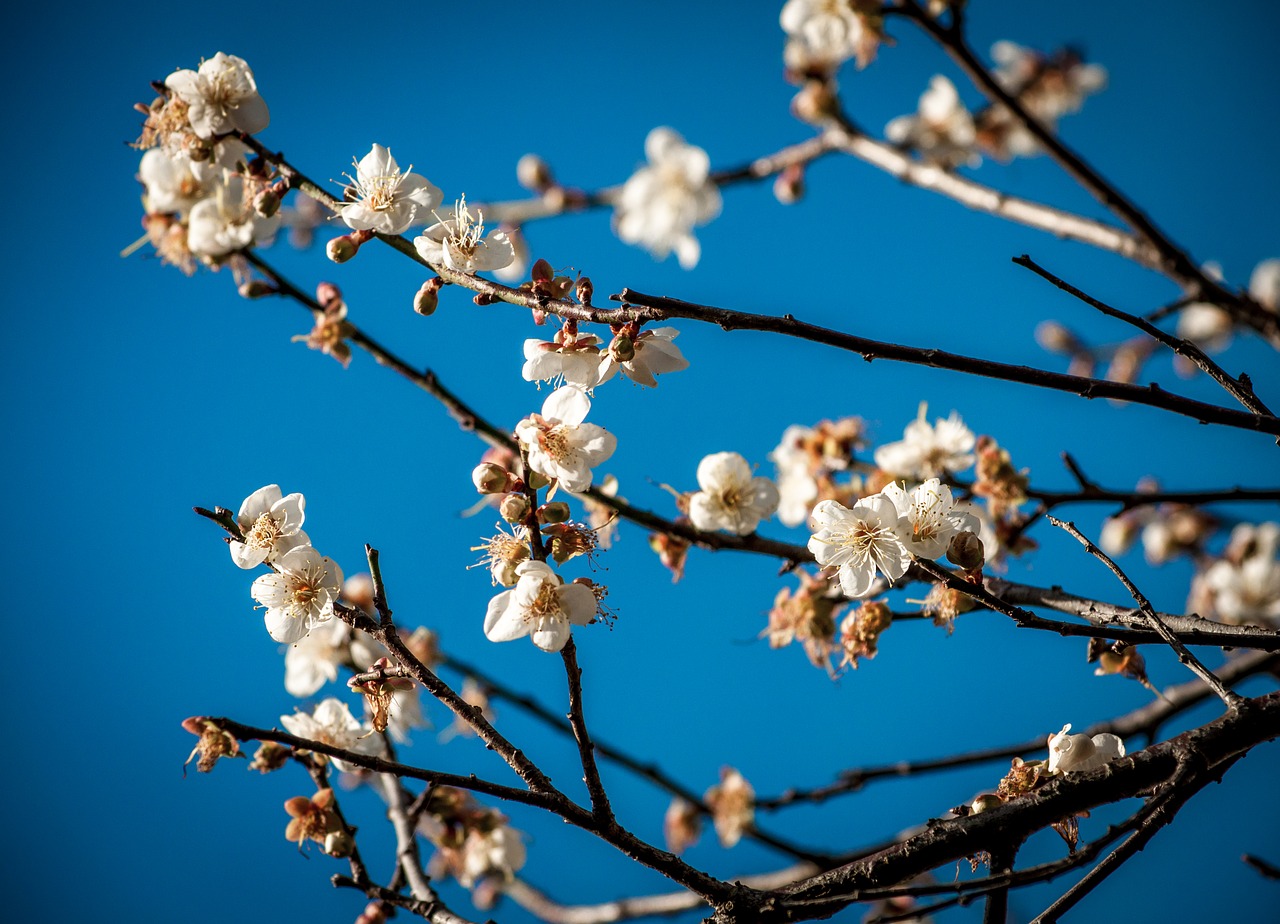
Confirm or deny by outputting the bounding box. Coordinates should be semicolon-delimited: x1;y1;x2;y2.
1048;517;1243;708
560;637;614;822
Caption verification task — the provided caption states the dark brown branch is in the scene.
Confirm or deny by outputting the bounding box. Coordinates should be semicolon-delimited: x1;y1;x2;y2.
560;637;613;822
1242;854;1280;881
611;288;1280;437
1013;254;1274;416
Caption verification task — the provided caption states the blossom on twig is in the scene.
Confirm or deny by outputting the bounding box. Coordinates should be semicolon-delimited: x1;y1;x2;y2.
414;196;514;273
614;128;721;269
515;386;616;494
1045;724;1125;774
483;560;596;653
164;52;269;139
251;546;343;643
688;452;779;535
809;494;911;598
339;144;442;235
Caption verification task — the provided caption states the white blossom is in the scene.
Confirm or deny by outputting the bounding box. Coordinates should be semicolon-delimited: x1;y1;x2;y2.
284;618;351;697
597;327;690;388
251;546;343;644
382;689;430;744
1250;258;1280;312
614;128;721;269
514;386;616;493
780;0;878;70
281;697;382;770
186;173;280;259
460;825;526;887
522;328;603;390
885;76;979;169
414;196;514;273
880;478;978;560
164;52;269;139
771;426;820;528
1046;724;1125;774
339;145;442;235
483;560;596;652
991;42;1107;122
229;484;308;569
688;452;779;535
1203;523;1280;626
138;148;210;216
808;495;911;598
874;404;976;480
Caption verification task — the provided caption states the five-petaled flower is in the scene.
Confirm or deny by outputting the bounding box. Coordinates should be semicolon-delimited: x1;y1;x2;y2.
484;560;596;652
251;546;343;643
340;144;443;236
614;128;721;269
230;484;309;569
164;52;269;139
414;196;515;273
514;386;616;494
597;327;690;388
809;495;911;598
881;477;978;560
688;452;780;536
874;403;976;480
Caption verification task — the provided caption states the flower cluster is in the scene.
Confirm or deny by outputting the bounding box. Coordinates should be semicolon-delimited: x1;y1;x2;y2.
885;75;979;169
770;417;867;527
809;477;978;598
133;53;279;269
780;0;886;74
522;322;689;391
1189;522;1280;627
419;787;526;901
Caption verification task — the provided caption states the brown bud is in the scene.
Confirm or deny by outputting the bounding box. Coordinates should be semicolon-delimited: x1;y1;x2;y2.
472;462;513;495
773;163;806;204
946;531;986;570
609;334;636;362
791;80;837;124
253;187;281;218
538;501;571;524
575;276;594;305
237;280;276;299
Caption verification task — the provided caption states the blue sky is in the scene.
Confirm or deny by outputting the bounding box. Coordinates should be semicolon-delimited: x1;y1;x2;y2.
4;1;1278;922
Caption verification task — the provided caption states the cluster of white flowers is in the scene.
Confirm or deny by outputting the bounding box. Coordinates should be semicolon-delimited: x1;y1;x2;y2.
523;325;689;390
1197;523;1280;627
281;697;383;771
982;42;1107;159
769;418;867;528
134;53;280;267
885;76;980;169
874;403;977;480
614;128;721;269
1174;259;1280;372
809;478;978;597
229;485;343;644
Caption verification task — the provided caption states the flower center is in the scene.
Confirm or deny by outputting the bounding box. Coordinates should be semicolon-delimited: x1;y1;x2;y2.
246;512;282;550
526;583;563;622
541;426;574;462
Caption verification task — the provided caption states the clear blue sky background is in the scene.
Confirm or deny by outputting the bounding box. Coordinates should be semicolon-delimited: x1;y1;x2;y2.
4;1;1277;921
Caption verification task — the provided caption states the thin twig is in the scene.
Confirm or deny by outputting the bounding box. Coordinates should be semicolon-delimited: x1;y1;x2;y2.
1047;517;1242;708
560;637;613;822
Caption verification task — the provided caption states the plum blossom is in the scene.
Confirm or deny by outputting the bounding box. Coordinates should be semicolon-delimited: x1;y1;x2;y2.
688;452;779;535
885;76;979;169
781;0;883;71
340;145;442;235
514;386;616;493
596;327;690;388
809;495;911;598
284;618;351;697
704;767;754;848
251;546;343;643
460;825;527;887
522;327;603;390
230;484;309;569
1202;523;1280;626
138;148;210;216
280;697;382;770
1046;724;1125;774
614;128;721;269
771;426;820;527
164;53;269;139
874;404;976;480
414;196;514;273
186;174;281;259
1250;258;1280;312
881;478;979;560
483;560;596;653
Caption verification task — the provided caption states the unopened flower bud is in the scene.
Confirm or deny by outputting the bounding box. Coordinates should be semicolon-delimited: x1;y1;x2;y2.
575;276;594;305
414;280;439;316
538;501;571;524
237;280;276;299
324;830;354;857
526;469;551;491
609;334;636;362
791;80;836;124
473;292;497;306
946;531;985;570
316;281;342;307
1034;321;1080;355
517;153;554;192
473;462;513;495
343;573;375;613
499;493;531;523
969;793;1004;815
327;235;358;263
254;187;281;218
773;163;805;204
